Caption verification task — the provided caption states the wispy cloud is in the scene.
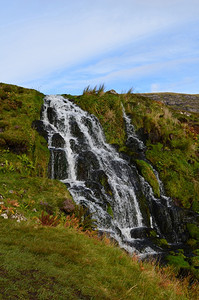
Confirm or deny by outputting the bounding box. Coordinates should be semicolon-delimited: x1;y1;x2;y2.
1;0;199;94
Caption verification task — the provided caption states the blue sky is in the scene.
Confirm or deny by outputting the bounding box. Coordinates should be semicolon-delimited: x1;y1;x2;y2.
1;0;199;95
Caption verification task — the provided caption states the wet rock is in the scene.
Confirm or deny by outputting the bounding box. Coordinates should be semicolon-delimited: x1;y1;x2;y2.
32;120;49;141
126;136;146;152
76;151;100;180
97;172;113;196
69;117;84;141
85;180;107;204
47;107;57;124
51;133;65;148
150;200;189;243
130;226;152;239
49;149;68;180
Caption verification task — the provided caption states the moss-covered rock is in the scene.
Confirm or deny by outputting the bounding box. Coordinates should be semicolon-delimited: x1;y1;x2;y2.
187;223;199;241
136;159;160;197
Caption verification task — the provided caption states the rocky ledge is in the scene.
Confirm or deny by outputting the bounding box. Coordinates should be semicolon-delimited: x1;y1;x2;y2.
138;93;199;113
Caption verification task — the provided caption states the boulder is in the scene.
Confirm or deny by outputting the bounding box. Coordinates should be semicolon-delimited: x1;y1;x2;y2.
61;199;75;214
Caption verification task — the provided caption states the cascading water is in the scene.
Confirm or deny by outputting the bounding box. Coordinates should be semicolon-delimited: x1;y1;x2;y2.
39;95;190;255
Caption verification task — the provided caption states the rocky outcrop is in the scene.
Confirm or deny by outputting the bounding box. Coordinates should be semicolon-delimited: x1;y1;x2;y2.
138;93;199;113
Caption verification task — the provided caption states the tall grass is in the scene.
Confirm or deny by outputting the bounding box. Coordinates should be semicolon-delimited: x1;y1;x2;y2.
82;84;106;95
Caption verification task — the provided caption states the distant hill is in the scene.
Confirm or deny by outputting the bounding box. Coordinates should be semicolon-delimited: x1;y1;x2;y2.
138;93;199;113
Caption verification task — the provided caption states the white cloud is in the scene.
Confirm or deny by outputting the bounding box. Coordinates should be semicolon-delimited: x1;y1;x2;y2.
0;1;199;93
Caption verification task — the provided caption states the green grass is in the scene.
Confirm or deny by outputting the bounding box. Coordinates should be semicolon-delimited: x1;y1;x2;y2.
136;159;160;197
0;173;72;219
0;83;49;177
121;93;199;212
0;218;195;300
63;91;126;146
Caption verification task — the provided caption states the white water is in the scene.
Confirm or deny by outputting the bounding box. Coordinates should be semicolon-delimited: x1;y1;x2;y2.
41;95;146;245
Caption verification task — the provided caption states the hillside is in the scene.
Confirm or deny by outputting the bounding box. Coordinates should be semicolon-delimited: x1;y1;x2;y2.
0;83;199;299
67;88;199;212
138;93;199;114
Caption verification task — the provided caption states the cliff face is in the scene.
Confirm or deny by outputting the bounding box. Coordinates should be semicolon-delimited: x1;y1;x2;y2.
138;93;199;113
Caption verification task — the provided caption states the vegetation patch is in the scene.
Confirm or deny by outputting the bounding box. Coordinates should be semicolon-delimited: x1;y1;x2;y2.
187;224;199;241
136;159;160;197
121;92;199;212
107;203;114;217
0;83;49;177
63;86;126;146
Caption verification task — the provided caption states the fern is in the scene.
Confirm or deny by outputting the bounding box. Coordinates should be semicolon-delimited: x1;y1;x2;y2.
38;211;60;227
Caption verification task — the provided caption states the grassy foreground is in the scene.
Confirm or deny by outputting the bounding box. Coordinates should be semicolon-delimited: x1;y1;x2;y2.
0;218;197;300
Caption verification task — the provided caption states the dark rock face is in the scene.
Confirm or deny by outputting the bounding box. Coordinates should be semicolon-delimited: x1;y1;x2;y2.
69;117;85;142
130;227;152;239
51;133;65;148
32;120;49;141
76;151;100;181
47;107;57;124
49;149;68;180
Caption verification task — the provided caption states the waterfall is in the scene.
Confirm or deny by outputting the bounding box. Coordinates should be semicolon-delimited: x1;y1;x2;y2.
40;95;189;255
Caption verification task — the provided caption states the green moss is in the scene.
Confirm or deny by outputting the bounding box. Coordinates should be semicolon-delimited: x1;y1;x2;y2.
136;159;160;197
99;174;112;196
166;254;190;270
156;238;169;248
187;239;198;248
150;230;157;238
187;223;199;241
107;203;114;217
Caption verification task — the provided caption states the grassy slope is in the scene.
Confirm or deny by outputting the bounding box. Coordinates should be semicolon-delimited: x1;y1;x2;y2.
0;218;194;300
0;83;198;298
0;83;72;221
